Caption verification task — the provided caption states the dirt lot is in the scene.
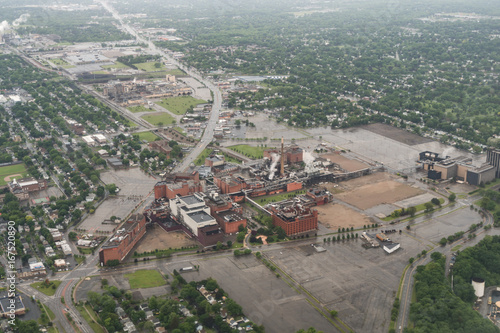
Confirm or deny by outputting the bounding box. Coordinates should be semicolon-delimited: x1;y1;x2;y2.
334;172;424;210
133;224;198;253
361;123;433;146
320;153;369;172
316;204;373;230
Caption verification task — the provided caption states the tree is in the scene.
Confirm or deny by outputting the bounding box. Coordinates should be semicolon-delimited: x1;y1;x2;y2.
69;232;77;241
409;257;415;264
439;237;448;246
431;198;441;206
430;252;442;261
448;193;456;202
424;202;434;212
408;206;417;217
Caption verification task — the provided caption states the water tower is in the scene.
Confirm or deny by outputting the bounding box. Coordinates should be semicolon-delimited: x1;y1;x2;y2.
472;277;485;298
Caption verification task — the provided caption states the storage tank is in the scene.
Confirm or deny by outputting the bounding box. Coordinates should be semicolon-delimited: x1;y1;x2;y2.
472;277;485;298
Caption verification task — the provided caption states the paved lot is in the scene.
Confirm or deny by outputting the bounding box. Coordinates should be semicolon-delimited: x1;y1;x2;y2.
264;236;423;333
411;205;482;243
77;168;156;233
161;255;339;333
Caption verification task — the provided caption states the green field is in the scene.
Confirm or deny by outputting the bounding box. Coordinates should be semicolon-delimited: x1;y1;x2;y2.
30;280;62;296
141;113;176;126
49;58;70;66
0;163;28;186
156;96;207;115
128;105;153;113
77;304;106;333
228;144;272;159
124;269;166;289
123;118;138;127
102;61;130;70
174;126;186;135
255;189;307;206
135;62;166;72
194;148;214;166
165;69;186;76
134;131;159;142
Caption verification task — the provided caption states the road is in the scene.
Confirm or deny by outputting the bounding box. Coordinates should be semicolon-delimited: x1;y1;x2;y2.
396;204;495;332
98;0;223;173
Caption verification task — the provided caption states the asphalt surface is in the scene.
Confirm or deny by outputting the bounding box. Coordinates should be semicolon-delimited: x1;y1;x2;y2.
396;205;495;332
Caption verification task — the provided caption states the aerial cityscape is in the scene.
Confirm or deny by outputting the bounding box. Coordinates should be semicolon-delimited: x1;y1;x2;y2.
1;0;500;332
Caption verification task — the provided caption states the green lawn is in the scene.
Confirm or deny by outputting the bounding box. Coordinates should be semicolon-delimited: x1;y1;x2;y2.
124;269;166;289
156;96;207;115
0;163;28;186
228;144;273;159
77;247;93;254
135;62;166;72
194;148;214;166
134;131;159;142
174;126;186;135
255;189;307;206
76;304;106;333
165;69;186;76
30;280;62;296
102;61;130;69
141;113;176;126
128;105;153;113
123;118;138;128
49;58;70;66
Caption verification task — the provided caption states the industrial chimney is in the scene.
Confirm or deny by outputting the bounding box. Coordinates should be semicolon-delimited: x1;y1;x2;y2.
280;137;285;177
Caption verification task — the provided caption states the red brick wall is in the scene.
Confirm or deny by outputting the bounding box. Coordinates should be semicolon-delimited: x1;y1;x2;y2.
272;210;318;236
154;184;167;199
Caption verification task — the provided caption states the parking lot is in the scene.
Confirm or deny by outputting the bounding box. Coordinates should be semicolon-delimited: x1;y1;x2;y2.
77;168;157;233
163;255;339;333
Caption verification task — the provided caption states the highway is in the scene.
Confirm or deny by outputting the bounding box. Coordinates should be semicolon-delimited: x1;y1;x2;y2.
98;0;223;173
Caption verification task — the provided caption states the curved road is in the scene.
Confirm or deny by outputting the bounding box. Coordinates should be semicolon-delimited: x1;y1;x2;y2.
396;205;494;332
98;0;223;173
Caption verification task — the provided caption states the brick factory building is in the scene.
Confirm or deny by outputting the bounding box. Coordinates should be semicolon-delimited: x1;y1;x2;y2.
306;188;330;205
149;140;172;159
154;171;202;199
263;144;303;164
205;192;246;234
269;201;318;236
8;177;48;200
99;214;147;265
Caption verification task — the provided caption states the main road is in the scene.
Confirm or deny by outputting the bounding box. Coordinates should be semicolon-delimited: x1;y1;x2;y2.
396;205;495;332
98;0;223;173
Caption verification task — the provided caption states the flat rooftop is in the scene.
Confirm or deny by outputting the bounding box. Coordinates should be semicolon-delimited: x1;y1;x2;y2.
187;210;215;224
180;194;204;206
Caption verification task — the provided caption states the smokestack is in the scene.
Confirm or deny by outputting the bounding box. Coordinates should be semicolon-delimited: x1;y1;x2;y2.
280;137;285;177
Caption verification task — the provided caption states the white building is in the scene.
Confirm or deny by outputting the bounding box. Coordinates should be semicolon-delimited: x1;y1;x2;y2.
169;193;217;236
383;243;400;254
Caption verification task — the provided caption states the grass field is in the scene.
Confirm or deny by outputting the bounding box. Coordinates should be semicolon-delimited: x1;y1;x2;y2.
174;126;186;135
76;304;106;333
49;58;70;66
124;269;166;289
156;96;207;115
165;69;186;76
31;280;62;296
134;131;159;142
135;62;166;72
194;148;214;166
228;144;272;159
102;61;130;70
128;105;153;113
123;118;138;127
255;189;307;206
0;163;28;186
141;113;176;126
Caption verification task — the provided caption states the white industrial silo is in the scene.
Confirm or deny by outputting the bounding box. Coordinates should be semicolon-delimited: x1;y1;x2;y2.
472;277;485;298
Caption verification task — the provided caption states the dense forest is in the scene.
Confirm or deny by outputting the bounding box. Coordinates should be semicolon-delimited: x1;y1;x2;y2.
409;250;499;333
113;0;500;151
